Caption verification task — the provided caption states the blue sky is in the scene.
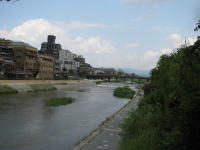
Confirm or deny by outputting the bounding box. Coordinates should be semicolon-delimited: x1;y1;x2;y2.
0;0;199;71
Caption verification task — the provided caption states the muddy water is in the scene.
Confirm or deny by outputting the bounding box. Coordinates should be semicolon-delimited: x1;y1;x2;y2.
0;83;136;150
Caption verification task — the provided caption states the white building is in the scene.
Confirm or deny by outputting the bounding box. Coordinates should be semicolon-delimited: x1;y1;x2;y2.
59;49;79;71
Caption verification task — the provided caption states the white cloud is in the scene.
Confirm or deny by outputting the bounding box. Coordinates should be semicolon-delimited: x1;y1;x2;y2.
55;20;106;30
72;36;115;54
125;42;139;48
142;48;172;62
168;33;182;41
140;48;173;69
0;18;178;71
0;18;112;54
0;19;65;48
0;18;120;68
168;33;197;47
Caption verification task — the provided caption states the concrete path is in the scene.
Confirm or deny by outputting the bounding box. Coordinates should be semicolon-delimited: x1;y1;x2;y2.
73;91;142;150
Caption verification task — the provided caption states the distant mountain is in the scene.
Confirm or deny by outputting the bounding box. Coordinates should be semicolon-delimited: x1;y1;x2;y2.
118;68;150;77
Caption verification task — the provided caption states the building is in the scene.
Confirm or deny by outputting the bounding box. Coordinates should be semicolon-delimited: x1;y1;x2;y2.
74;55;85;64
59;49;79;72
40;35;62;73
36;54;54;79
0;46;15;79
90;68;105;75
8;42;39;79
103;68;117;75
74;55;91;76
0;38;12;46
90;67;118;76
0;36;93;79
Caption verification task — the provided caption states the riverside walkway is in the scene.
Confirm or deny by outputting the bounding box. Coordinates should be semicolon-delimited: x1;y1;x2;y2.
73;90;142;150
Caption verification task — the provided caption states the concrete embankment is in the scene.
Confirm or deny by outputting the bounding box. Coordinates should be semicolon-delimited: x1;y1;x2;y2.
0;80;96;93
73;89;142;150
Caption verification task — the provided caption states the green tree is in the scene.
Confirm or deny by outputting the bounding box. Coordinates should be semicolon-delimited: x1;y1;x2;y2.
119;37;200;150
194;20;200;31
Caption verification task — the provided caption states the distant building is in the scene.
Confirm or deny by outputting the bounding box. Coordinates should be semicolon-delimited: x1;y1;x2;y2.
59;49;79;72
36;54;54;79
74;55;91;76
74;55;85;64
8;42;39;79
90;67;117;75
91;68;105;75
103;68;117;75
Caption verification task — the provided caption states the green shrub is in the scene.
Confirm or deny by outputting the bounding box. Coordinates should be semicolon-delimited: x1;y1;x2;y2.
119;128;160;150
113;86;135;99
0;85;18;95
119;40;200;150
46;97;75;107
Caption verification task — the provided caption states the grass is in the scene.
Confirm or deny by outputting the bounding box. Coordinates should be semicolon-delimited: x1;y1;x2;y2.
46;97;75;107
113;86;135;99
29;84;57;92
119;128;160;150
0;85;18;95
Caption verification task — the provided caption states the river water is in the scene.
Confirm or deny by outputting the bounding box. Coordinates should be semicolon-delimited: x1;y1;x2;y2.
0;83;136;150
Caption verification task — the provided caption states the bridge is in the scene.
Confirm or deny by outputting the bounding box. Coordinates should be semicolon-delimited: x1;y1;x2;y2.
85;74;150;82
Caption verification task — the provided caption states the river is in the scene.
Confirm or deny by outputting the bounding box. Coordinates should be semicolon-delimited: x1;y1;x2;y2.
0;83;137;150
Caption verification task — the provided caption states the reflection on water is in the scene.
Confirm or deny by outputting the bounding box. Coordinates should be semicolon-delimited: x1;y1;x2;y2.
0;83;135;150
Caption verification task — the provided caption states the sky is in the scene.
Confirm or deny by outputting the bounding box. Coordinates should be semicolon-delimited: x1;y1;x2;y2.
0;0;199;71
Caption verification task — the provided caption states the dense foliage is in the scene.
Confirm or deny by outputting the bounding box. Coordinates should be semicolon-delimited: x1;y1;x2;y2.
119;39;200;150
114;86;135;99
46;97;75;107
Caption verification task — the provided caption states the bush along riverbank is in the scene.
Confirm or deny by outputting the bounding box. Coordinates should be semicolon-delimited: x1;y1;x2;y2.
119;40;200;150
0;85;18;95
113;86;135;99
29;84;57;92
46;97;75;107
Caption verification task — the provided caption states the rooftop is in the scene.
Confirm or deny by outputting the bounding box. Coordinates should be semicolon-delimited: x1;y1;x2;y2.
8;41;36;49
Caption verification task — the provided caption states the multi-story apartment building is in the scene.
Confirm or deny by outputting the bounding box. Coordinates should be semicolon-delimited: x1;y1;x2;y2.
0;45;15;79
59;49;79;72
8;42;39;79
40;35;62;76
36;54;54;79
0;36;92;79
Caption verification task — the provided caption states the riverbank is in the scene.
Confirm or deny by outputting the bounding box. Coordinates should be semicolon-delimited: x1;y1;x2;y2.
0;80;96;93
73;88;142;150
